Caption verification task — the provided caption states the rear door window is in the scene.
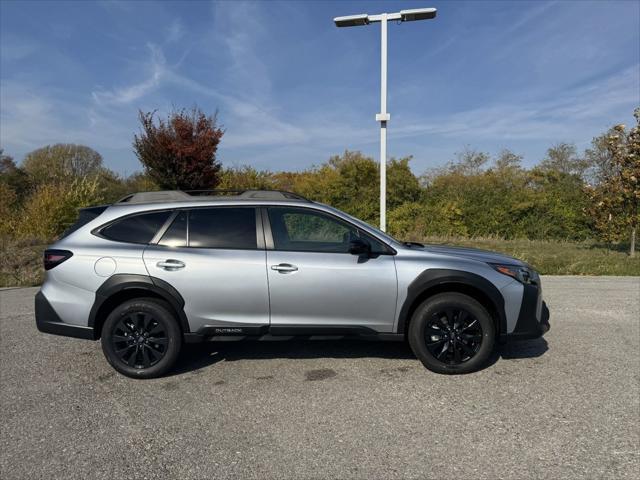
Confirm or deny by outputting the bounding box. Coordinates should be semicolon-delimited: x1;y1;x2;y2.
100;211;171;244
188;207;257;249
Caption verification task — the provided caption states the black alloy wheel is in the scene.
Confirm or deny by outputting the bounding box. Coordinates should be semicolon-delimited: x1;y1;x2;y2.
111;312;168;369
408;292;495;374
101;298;182;379
424;308;483;365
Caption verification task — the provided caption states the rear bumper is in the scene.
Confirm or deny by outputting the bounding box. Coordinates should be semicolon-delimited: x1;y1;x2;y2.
35;291;95;340
503;283;550;341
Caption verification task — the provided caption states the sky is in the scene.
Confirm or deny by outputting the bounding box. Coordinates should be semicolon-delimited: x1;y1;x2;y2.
1;0;639;175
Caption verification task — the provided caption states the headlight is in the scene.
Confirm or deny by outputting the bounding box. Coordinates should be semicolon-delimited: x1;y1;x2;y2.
490;264;537;284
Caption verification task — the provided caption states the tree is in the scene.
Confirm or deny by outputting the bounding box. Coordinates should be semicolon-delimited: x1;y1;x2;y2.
448;147;490;175
584;131;614;185
420;148;490;187
494;149;523;172
0;149;30;201
525;166;592;240
586;109;640;256
387;156;422;209
22;144;104;183
317;151;379;224
0;149;14;172
133;108;224;190
539;143;589;178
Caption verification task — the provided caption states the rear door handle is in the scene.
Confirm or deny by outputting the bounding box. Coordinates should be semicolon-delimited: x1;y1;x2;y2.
157;259;185;270
271;263;298;273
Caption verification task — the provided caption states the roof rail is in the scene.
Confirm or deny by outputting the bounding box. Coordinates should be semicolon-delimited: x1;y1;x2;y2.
115;189;311;205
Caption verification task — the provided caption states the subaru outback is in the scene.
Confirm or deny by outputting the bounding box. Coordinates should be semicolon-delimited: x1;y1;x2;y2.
35;190;549;378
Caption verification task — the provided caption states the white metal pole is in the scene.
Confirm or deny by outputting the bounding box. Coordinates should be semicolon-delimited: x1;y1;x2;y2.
335;8;436;230
379;13;388;232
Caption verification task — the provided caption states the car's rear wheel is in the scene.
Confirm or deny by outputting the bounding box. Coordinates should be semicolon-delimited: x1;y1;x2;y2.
408;293;495;374
101;298;182;379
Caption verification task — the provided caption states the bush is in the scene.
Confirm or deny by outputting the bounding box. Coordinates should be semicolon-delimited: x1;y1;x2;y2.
0;182;17;237
14;177;104;241
218;166;275;191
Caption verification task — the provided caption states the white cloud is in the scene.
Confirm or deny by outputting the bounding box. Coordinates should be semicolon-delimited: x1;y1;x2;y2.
503;1;558;35
391;65;640;144
210;1;273;98
91;43;166;105
163;69;368;149
0;34;38;62
166;19;184;44
0;80;134;155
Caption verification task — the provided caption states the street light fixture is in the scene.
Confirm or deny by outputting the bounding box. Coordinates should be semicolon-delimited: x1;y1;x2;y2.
334;14;370;27
334;7;437;232
400;8;438;22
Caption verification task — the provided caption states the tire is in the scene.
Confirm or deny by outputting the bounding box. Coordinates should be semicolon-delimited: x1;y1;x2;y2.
408;292;495;374
101;297;182;379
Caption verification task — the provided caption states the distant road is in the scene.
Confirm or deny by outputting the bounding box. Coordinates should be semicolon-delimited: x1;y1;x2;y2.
1;276;638;479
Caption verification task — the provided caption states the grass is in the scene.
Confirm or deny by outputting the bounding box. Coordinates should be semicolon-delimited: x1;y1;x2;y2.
0;239;46;288
422;237;640;276
0;237;638;288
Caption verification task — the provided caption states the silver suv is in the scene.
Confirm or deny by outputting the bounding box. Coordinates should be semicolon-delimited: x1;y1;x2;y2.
36;190;549;378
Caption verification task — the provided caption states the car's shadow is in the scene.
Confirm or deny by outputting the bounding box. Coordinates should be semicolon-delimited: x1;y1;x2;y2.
170;337;549;376
498;337;549;359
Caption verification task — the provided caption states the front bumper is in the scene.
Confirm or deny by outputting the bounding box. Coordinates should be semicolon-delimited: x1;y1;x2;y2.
503;282;550;341
35;291;95;340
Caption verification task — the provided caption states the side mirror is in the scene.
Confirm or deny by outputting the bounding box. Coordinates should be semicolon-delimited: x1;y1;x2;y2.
348;238;371;256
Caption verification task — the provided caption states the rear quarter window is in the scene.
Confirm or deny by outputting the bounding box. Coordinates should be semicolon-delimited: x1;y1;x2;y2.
99;211;171;244
60;205;108;239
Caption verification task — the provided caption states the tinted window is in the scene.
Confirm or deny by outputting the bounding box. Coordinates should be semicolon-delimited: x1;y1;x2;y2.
101;211;170;244
61;205;108;239
268;207;387;253
158;211;187;247
189;208;257;249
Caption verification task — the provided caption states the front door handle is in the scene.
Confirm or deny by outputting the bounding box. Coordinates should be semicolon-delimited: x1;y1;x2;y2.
271;263;298;273
157;259;185;270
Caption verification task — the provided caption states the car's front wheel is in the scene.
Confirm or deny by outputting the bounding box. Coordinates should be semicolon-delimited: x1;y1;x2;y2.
408;292;495;374
101;298;182;379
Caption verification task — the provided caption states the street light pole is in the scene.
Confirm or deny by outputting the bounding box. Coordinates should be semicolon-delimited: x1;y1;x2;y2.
379;13;388;231
334;7;437;232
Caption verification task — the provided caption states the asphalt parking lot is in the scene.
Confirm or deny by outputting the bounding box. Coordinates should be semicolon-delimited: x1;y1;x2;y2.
1;276;638;479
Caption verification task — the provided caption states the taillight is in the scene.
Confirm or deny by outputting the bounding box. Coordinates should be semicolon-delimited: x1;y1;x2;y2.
44;250;73;270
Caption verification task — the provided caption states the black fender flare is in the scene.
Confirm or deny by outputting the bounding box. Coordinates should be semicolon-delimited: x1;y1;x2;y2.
396;268;507;336
88;274;190;335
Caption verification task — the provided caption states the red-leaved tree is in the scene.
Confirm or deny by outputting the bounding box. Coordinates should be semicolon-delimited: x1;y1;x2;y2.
133;107;224;190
